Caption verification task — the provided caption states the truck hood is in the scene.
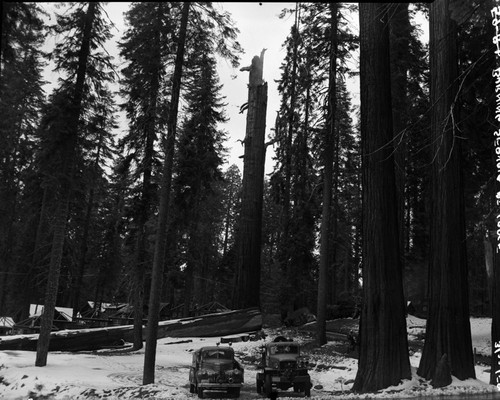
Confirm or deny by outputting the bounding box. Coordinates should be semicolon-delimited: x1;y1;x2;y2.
201;359;234;372
269;354;298;363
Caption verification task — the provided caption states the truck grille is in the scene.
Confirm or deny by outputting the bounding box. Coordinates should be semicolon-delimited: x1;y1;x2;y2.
280;360;297;370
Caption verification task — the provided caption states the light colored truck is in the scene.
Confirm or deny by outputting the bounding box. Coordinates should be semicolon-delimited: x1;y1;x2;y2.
256;337;312;397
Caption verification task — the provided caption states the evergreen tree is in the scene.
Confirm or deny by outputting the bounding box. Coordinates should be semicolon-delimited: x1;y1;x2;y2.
173;35;228;317
0;2;46;316
35;1;114;367
143;1;242;384
417;0;477;382
317;1;338;346
352;3;411;392
118;1;175;350
271;2;358;320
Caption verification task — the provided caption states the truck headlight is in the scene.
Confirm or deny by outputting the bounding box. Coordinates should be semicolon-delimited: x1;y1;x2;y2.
198;369;209;377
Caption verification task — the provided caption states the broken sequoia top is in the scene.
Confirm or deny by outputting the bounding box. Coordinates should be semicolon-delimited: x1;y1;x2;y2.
240;48;266;87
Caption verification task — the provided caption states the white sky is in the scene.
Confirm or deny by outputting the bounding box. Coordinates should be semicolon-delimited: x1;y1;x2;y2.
42;3;427;177
214;2;297;175
42;2;297;176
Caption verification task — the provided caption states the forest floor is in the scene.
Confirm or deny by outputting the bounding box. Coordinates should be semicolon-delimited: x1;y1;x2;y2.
0;315;499;399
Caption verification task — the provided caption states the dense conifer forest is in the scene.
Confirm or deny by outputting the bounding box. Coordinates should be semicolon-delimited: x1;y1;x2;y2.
0;1;498;391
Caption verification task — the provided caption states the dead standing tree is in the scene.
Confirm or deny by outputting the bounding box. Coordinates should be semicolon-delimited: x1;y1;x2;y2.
235;49;268;309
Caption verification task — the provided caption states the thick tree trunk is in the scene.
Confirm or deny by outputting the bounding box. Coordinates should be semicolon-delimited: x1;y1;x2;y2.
417;0;475;382
317;2;338;347
143;1;190;385
35;1;96;367
389;3;410;271
489;230;500;385
236;75;267;309
352;3;411;393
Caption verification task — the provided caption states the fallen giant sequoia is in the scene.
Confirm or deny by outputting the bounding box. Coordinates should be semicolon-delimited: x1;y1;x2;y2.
0;307;262;352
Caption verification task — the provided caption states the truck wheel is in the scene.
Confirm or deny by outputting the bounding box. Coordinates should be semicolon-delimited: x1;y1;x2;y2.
189;383;195;393
264;374;272;397
256;377;262;394
304;382;311;397
197;386;204;398
228;387;241;398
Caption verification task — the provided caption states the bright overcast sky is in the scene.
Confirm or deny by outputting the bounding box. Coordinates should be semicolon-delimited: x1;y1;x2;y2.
42;2;298;176
214;2;297;175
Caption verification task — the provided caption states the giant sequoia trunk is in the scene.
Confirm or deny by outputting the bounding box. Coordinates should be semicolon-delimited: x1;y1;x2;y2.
389;3;410;268
317;1;338;347
235;50;268;309
417;0;475;382
35;2;96;367
352;3;411;393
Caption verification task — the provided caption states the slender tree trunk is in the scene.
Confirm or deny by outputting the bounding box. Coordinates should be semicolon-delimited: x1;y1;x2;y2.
352;3;411;392
35;190;70;366
280;8;300;316
317;1;338;347
71;186;94;320
131;3;165;350
71;136;103;320
183;204;201;318
143;1;189;385
35;1;96;367
417;0;475;381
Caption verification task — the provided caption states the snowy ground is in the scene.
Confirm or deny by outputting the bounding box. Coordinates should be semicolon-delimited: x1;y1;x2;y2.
0;316;499;400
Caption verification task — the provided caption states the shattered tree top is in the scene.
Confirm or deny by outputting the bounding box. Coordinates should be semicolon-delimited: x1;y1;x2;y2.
240;48;267;86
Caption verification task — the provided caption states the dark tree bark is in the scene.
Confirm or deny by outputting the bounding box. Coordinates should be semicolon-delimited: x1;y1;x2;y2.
235;50;268;309
352;3;411;393
131;3;165;351
389;3;410;268
280;13;299;316
142;1;190;385
490;230;500;385
317;1;338;347
35;2;96;367
71;131;105;320
416;0;475;382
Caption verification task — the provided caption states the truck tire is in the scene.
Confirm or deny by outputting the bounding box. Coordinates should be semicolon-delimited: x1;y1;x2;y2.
304;382;311;397
228;387;241;398
256;377;262;394
197;386;204;398
190;383;195;393
264;374;272;397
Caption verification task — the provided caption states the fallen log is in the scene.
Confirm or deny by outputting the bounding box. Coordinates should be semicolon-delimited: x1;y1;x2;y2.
0;307;262;352
153;307;262;338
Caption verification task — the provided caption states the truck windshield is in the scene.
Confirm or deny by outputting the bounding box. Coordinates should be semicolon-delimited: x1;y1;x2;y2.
202;349;232;359
269;345;299;355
